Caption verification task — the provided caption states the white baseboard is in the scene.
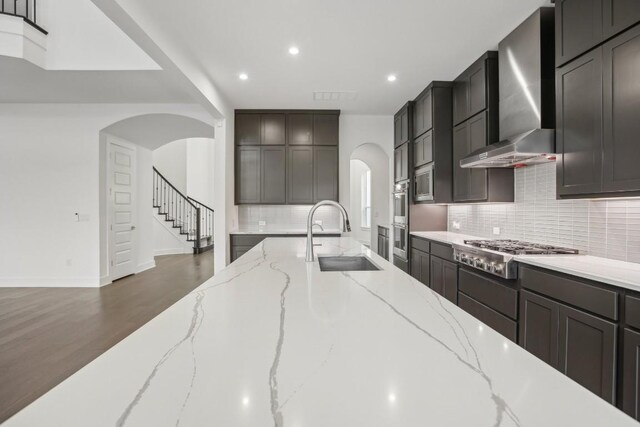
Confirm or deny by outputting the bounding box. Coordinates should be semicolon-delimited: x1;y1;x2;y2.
154;248;192;256
0;277;101;288
136;260;156;273
100;275;112;287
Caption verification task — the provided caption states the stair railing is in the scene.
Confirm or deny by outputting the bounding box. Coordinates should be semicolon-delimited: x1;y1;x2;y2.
187;196;214;243
1;0;47;33
152;167;201;251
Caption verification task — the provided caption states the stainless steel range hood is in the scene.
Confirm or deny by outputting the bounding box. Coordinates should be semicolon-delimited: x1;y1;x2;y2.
460;129;555;168
461;8;556;169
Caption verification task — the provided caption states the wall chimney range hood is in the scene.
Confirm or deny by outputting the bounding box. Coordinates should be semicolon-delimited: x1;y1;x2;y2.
461;8;556;169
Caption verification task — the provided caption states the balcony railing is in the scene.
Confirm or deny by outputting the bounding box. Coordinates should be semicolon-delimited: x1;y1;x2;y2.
1;0;46;33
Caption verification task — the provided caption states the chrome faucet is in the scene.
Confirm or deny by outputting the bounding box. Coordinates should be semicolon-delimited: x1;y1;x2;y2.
306;200;351;262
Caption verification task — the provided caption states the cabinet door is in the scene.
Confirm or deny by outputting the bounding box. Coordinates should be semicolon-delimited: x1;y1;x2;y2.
623;328;640;420
394;115;402;148
313;114;339;145
260;147;286;203
394;147;402;183
313;146;338;202
399;109;410;145
378;235;386;259
453;121;469;201
467;112;488;201
236;113;261;145
556;48;604;196
603;25;640;193
558;303;617;403
603;0;640;39
453;78;469;125
261;114;286;145
288;113;313;145
400;143;409;181
429;255;443;296
287;146;314;203
236;147;261;204
468;61;487;118
556;0;604;66
413;95;424;137
411;249;430;287
442;260;458;304
519;290;560;368
414;130;433;167
410;250;422;281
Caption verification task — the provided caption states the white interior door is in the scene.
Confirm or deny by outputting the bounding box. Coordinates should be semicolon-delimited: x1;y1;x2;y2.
109;140;136;281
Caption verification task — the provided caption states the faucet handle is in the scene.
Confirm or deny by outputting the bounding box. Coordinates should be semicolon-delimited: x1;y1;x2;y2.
344;219;351;232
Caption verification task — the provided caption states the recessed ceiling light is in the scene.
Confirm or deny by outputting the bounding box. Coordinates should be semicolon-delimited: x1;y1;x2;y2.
239;73;248;80
289;46;300;56
387;74;397;82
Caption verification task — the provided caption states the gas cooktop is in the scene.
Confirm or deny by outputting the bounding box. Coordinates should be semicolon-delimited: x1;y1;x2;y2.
463;239;580;255
452;239;580;279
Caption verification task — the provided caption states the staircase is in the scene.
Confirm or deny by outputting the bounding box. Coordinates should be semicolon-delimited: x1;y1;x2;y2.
152;167;214;254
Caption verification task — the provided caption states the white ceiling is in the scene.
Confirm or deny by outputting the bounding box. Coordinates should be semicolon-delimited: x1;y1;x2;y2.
0;57;194;103
117;0;552;114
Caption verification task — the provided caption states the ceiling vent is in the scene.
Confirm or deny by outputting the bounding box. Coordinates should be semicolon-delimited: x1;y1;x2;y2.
313;91;358;101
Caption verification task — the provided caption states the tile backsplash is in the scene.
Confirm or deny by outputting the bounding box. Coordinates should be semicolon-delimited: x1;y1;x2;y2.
448;162;640;263
237;205;342;231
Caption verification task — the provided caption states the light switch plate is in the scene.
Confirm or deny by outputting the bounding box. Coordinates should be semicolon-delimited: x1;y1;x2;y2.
452;221;460;230
258;220;266;227
493;227;501;235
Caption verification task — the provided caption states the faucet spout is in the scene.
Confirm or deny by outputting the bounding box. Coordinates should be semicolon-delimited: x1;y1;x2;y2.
306;200;350;262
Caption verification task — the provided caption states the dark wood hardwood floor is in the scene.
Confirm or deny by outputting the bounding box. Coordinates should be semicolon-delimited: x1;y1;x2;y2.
0;252;215;424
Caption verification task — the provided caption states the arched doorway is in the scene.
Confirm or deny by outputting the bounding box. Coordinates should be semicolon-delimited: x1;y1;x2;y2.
349;143;390;254
99;114;216;284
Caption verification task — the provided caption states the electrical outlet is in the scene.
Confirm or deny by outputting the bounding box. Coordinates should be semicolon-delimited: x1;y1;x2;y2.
258;220;266;227
452;221;460;230
493;227;501;236
314;220;323;226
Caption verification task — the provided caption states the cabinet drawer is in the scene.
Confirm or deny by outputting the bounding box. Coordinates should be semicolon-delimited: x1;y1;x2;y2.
459;268;518;319
378;226;389;238
626;295;640;330
458;293;517;341
230;235;266;247
519;265;618;321
410;237;430;253
430;242;453;261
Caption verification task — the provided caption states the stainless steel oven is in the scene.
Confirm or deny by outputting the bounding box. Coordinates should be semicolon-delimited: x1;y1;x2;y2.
393;181;409;225
392;180;409;260
414;163;433;202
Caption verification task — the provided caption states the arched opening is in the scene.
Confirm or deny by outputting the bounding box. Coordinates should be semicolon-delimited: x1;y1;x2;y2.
349;143;390;255
98;113;216;284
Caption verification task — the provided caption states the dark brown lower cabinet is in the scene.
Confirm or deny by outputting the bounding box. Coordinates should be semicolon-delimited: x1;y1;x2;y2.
623;328;640;420
429;256;457;304
393;255;409;273
519;289;617;403
377;226;389;261
410;248;430;286
458;293;518;342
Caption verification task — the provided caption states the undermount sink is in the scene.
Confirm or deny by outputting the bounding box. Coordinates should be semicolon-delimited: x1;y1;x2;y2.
318;255;380;272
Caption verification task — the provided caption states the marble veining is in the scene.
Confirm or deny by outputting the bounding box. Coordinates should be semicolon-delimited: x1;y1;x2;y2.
4;237;638;427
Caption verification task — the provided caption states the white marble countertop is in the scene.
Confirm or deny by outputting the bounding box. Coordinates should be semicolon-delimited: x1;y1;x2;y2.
5;237;637;426
231;227;342;235
410;231;640;292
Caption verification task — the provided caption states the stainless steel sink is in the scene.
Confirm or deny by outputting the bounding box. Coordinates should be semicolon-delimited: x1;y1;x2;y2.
318;256;380;272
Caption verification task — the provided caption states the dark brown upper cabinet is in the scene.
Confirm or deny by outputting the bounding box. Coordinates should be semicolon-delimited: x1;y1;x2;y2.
261;114;286;145
313;146;339;202
236;113;285;145
412;82;453;204
287;146;314;204
555;0;604;67
603;0;640;39
235;114;262;145
453;112;513;203
288;113;313;145
556;0;640;67
313;114;339;145
602;24;640;193
394;103;411;148
235;110;339;205
557;25;640;198
235;146;261;203
453;52;497;126
556;48;604;196
394;143;409;183
260;146;286;203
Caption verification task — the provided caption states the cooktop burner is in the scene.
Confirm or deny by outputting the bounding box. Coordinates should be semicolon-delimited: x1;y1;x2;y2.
463;239;580;255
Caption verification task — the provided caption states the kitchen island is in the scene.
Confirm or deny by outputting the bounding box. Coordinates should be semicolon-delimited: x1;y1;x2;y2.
4;237;637;426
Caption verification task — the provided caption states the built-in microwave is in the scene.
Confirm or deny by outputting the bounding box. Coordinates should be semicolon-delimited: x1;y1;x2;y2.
414;163;434;202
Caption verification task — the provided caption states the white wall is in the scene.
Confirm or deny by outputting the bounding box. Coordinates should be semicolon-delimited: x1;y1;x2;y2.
153;139;188;193
186;138;215;207
349;159;371;245
339;115;394;254
0;103;215;287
